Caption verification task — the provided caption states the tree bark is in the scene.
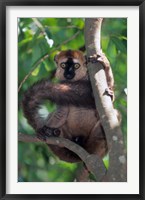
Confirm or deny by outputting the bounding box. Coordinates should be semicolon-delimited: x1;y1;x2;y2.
85;18;127;182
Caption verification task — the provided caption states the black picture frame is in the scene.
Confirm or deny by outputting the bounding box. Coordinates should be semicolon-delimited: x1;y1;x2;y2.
0;0;145;199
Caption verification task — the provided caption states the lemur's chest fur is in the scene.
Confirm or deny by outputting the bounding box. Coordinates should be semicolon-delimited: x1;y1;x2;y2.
62;106;99;138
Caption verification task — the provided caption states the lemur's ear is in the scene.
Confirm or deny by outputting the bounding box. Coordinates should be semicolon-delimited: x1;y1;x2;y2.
54;52;60;63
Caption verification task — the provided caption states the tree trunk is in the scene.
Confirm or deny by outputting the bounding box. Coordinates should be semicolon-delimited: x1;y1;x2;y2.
85;18;127;182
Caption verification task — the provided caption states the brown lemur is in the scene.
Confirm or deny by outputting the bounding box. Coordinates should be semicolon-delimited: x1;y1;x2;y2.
22;50;116;163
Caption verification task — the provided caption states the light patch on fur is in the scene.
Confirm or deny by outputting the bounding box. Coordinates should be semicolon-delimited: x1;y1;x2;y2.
55;84;70;91
73;58;80;63
60;84;70;91
38;105;49;118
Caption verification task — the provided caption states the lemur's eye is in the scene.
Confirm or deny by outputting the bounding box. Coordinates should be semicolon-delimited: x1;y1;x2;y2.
60;63;66;68
74;63;80;69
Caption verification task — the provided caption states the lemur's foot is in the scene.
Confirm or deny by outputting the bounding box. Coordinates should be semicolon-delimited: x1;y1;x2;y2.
37;126;60;141
104;87;115;101
96;52;110;68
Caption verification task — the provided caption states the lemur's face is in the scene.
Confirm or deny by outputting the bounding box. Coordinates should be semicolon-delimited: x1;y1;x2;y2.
54;50;87;81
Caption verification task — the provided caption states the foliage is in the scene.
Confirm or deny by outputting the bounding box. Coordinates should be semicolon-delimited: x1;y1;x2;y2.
18;18;127;182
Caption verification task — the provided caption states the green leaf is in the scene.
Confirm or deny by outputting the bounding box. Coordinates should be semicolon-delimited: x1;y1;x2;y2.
111;36;127;53
31;65;40;76
103;154;109;169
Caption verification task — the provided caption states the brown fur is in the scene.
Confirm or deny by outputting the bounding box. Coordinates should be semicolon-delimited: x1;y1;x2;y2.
22;50;115;163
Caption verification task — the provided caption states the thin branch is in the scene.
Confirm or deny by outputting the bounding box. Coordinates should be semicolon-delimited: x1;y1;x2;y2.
85;18;127;182
18;133;106;181
32;18;52;46
44;25;81;29
32;18;46;35
33;18;81;30
18;54;49;92
18;30;81;92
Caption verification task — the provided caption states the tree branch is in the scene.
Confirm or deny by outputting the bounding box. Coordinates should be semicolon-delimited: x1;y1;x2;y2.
18;133;106;181
85;18;127;182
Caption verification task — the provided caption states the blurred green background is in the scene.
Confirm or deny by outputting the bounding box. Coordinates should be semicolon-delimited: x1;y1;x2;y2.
18;18;127;182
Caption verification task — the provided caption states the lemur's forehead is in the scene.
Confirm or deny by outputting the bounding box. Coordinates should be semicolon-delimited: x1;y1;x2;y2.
56;50;85;64
59;58;80;63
